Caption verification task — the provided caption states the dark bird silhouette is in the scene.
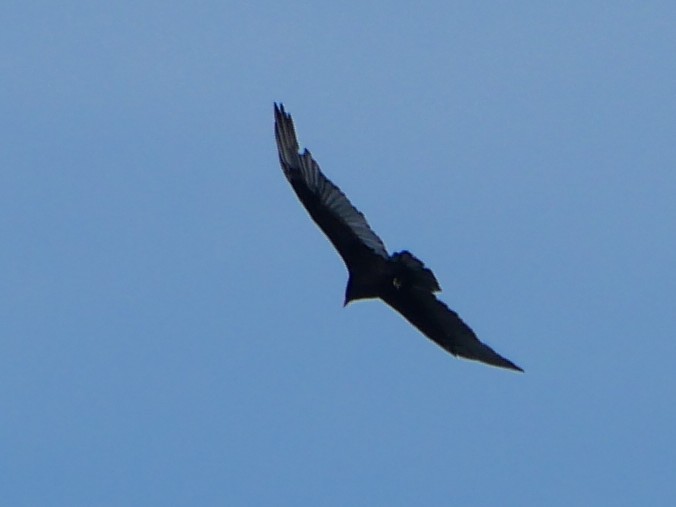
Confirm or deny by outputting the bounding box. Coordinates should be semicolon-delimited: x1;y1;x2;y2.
274;103;523;372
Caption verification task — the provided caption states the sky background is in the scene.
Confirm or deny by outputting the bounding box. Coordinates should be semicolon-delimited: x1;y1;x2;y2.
2;2;675;505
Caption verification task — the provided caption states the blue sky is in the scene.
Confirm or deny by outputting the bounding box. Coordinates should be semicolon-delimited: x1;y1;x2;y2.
2;2;675;505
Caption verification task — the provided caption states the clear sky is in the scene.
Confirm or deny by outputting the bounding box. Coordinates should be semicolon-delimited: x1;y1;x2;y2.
2;2;675;505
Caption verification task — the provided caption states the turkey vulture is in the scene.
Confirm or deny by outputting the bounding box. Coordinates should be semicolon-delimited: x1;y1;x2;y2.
274;103;522;372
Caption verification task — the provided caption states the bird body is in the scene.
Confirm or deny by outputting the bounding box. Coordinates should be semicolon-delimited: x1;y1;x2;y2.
274;103;522;372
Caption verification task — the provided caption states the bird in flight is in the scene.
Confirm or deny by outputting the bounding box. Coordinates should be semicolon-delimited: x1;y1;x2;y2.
274;103;522;372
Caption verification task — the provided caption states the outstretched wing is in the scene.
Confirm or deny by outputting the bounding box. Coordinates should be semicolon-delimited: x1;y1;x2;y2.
274;103;389;267
382;288;523;371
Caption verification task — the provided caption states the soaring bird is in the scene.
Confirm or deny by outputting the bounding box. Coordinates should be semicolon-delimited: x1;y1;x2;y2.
274;103;522;372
